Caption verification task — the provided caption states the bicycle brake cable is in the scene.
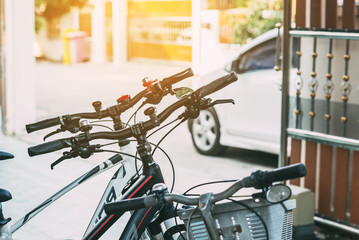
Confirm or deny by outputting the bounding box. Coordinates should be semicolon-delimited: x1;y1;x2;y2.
90;120;113;123
91;124;114;131
126;102;145;126
151;118;186;155
130;139;176;193
99;149;142;162
99;141;122;147
101;139;175;187
43;119;112;141
130;116;181;186
90;119;130;128
147;117;180;139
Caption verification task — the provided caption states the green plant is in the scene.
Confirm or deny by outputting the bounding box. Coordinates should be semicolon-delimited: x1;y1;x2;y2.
233;0;283;44
35;16;45;34
34;0;87;32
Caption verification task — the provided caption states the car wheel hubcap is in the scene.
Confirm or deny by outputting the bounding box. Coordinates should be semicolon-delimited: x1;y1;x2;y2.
192;110;217;151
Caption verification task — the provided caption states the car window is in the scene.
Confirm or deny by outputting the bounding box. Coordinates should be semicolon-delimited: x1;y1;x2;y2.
239;39;276;72
232;36;299;74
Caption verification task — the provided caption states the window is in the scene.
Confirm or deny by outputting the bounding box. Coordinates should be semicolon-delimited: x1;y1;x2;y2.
238;38;276;72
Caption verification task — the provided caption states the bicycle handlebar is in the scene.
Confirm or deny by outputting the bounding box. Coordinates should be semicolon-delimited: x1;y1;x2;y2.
160;68;194;88
26;117;62;134
28;139;72;157
104;163;307;214
27;72;237;157
25;93;148;134
242;162;307;189
25;68;194;134
195;72;236;97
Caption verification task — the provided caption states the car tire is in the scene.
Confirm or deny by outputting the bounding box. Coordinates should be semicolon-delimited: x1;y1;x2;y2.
188;107;226;155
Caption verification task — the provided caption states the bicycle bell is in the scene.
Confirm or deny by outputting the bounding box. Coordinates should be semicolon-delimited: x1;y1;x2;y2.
266;184;292;203
79;119;93;132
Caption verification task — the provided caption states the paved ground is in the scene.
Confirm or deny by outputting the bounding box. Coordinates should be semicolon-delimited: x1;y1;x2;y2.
0;61;277;239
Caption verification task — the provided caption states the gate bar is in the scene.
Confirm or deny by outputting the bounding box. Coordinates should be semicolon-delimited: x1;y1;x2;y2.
290;30;359;40
279;0;292;167
314;216;359;237
287;128;359;151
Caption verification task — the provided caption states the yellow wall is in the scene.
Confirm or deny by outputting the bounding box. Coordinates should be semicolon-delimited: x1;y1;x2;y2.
128;0;191;17
127;0;192;62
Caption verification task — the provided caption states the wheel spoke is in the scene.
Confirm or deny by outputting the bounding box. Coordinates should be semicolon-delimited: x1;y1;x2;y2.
205;130;216;146
199;112;209;125
199;134;209;148
192;121;203;134
206;115;216;129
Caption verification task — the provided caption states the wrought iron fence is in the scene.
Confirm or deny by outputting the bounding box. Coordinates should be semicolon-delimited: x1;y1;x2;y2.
283;0;359;236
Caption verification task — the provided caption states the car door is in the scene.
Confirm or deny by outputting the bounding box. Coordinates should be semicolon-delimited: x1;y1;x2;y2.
224;38;283;145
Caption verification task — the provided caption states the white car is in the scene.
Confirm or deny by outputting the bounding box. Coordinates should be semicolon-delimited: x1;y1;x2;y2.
188;29;297;155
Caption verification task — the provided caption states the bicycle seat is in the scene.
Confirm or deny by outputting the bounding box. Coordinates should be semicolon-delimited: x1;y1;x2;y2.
0;189;12;203
0;151;14;160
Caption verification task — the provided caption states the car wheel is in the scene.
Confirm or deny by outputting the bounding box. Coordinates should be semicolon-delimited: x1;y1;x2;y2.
188;107;226;155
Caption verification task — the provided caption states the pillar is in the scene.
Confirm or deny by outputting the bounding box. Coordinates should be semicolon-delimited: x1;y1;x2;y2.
91;0;107;64
3;0;35;134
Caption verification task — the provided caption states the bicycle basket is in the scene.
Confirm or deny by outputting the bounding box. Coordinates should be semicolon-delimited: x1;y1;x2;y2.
178;198;296;240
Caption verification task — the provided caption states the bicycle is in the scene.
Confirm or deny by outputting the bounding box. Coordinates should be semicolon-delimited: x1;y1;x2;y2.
1;71;306;239
1;68;194;239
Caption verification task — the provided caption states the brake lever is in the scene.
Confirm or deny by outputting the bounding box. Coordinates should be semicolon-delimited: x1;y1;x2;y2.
50;143;103;170
212;99;235;105
199;99;235;110
43;128;63;141
51;151;78;170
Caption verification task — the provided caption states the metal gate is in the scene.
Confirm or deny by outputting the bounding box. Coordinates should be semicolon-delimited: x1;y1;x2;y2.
281;0;359;237
127;0;192;62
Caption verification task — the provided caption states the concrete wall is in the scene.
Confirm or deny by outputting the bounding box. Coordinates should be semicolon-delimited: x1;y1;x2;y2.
4;0;35;134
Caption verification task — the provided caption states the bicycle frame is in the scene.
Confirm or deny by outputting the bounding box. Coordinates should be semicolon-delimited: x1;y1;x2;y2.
83;162;166;240
8;139;172;240
83;144;137;235
83;137;172;240
8;143;138;236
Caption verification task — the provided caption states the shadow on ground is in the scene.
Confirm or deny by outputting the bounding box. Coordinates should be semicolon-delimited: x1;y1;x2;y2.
221;147;278;168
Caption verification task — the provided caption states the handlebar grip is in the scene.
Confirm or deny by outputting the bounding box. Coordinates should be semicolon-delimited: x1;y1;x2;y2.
243;163;307;189
104;195;158;214
264;163;307;183
161;68;194;87
26;117;61;133
195;72;238;97
28;138;71;157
